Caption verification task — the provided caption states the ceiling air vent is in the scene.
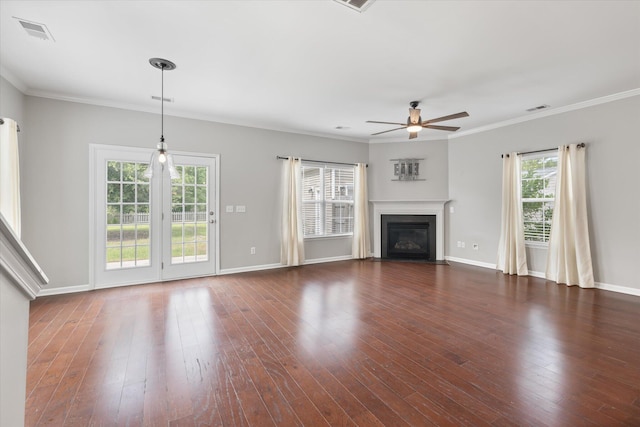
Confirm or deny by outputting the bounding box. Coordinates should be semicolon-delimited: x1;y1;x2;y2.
14;17;55;41
333;0;376;13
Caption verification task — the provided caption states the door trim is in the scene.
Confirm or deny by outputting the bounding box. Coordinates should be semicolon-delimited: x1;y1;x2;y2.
89;144;220;289
169;150;220;279
160;153;219;280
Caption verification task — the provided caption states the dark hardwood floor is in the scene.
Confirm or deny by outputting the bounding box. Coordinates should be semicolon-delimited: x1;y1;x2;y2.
26;260;640;426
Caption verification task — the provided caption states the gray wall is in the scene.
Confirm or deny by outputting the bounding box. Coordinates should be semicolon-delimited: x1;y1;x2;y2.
5;75;639;292
0;77;25;129
448;95;640;291
368;139;449;201
20;95;367;289
0;77;27;199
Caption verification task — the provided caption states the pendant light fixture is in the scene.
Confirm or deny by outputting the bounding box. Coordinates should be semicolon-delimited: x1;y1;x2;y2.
144;58;180;179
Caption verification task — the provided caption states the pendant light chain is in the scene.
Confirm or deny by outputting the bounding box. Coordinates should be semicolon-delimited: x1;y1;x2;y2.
161;63;164;142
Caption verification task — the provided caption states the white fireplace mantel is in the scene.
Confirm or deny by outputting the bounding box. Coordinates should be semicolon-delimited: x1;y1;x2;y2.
370;200;449;260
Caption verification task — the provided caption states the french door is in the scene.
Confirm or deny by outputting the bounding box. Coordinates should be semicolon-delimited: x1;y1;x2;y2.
161;154;216;280
91;145;218;288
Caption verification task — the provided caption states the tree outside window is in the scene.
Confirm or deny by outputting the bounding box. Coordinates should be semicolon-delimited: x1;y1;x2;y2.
521;154;557;243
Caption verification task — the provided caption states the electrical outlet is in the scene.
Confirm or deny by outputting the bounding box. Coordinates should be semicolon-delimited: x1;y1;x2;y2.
457;241;461;248
461;242;466;249
250;247;256;255
225;205;234;213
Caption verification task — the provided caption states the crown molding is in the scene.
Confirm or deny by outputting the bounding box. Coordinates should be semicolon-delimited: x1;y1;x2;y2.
19;87;370;144
0;65;28;93
4;68;638;144
450;88;640;139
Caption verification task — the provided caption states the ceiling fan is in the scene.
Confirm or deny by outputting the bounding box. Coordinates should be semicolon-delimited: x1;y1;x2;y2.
367;101;469;139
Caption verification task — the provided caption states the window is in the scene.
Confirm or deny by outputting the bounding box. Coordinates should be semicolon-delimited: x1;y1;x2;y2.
302;164;354;237
106;160;151;269
521;153;558;243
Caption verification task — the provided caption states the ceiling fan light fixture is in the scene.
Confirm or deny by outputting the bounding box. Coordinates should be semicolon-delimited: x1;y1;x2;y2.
366;101;469;139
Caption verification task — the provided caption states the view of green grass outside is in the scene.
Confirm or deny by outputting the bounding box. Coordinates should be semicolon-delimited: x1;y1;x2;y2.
107;223;207;263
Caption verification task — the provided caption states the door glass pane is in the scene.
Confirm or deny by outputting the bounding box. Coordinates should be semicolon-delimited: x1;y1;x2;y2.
171;164;209;264
105;160;151;269
122;184;135;203
137;184;149;203
107;183;121;203
185;186;195;204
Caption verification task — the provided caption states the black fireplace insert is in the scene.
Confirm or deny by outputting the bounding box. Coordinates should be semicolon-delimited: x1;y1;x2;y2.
381;214;436;261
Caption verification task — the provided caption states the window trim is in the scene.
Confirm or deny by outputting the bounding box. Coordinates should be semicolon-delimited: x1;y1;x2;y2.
301;162;355;239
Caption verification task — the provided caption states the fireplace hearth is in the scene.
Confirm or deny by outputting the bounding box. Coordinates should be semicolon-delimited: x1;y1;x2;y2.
381;214;436;261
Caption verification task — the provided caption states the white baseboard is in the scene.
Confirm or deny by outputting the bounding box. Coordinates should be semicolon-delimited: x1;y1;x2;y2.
528;270;546;279
595;281;640;297
36;257;357;296
445;256;640;297
218;263;284;276
38;284;91;297
36;258;640;298
304;255;354;265
445;256;497;270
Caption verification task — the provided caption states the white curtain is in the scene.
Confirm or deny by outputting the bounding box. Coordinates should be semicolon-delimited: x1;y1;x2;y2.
0;118;21;237
352;163;370;259
496;152;528;275
281;157;305;266
546;144;594;288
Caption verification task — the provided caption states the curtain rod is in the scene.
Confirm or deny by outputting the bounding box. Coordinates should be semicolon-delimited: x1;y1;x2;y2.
0;118;21;132
276;156;367;167
501;142;585;158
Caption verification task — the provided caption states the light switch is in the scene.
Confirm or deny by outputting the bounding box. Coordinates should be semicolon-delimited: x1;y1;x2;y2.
236;205;246;213
225;205;234;213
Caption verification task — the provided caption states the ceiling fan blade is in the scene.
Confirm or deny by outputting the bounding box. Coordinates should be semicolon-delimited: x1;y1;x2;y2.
409;108;421;123
424;124;461;131
409;132;418;139
366;120;406;126
371;126;407;136
423;111;469;124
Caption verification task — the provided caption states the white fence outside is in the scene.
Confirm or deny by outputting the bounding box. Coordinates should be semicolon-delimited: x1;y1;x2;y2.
108;212;207;224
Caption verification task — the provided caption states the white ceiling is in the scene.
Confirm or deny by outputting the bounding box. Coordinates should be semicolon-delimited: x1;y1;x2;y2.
1;1;639;143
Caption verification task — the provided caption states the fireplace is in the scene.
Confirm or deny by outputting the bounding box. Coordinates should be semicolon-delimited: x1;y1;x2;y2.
381;214;436;261
371;200;447;261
